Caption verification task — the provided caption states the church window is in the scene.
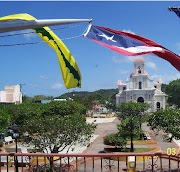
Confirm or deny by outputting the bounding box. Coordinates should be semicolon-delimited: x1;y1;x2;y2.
131;96;132;99
149;95;151;99
138;66;141;74
139;82;142;89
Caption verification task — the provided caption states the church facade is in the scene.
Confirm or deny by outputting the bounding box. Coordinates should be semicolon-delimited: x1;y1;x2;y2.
116;57;166;111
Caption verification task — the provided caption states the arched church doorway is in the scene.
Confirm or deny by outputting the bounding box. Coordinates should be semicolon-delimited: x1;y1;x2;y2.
137;97;144;103
157;102;160;110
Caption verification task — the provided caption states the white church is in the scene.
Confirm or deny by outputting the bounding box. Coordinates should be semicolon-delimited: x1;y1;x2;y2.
116;57;166;111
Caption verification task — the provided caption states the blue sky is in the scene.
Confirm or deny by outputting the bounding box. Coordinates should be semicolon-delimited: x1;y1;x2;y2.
0;1;180;97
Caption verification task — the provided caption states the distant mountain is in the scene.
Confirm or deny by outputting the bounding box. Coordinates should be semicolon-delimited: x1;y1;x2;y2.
56;88;119;99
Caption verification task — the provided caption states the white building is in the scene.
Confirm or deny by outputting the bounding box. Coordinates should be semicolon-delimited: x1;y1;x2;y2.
116;57;166;111
0;84;22;104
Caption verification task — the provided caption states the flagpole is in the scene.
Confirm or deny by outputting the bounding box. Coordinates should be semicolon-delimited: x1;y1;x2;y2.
0;19;93;33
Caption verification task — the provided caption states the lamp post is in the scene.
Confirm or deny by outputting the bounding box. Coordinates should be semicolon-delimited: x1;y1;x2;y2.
0;132;4;148
13;132;19;172
139;112;142;140
130;114;134;152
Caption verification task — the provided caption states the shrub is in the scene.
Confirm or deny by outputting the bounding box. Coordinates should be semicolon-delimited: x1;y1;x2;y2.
103;133;127;149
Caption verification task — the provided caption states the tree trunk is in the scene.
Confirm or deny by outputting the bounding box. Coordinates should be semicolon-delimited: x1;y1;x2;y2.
49;146;59;172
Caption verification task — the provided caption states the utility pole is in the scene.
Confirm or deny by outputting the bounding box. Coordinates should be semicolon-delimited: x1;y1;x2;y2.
19;83;25;104
19;83;25;93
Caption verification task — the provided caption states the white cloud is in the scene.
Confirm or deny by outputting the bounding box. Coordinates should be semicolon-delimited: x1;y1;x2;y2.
122;29;135;35
117;69;130;75
112;55;137;64
112;54;158;72
151;72;180;84
51;82;63;90
145;60;157;70
40;75;48;80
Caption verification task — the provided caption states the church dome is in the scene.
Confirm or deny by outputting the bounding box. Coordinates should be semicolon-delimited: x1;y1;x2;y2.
134;57;144;63
130;70;149;78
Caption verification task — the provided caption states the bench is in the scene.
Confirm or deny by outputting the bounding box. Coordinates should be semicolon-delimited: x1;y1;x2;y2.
27;148;41;153
4;136;15;145
0;156;10;166
93;114;99;118
100;114;106;118
145;132;151;140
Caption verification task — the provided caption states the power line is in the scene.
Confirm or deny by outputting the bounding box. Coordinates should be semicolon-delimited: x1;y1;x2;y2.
0;35;82;47
0;24;80;38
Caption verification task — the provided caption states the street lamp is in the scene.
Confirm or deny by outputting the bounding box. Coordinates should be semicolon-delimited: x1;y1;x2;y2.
13;132;19;172
0;132;5;149
130;114;134;152
139;112;142;140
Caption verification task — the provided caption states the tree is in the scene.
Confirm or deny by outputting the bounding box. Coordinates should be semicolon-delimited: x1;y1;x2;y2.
21;114;96;153
42;100;87;117
116;102;149;123
166;79;180;107
7;103;42;125
148;108;180;141
116;102;149;151
21;114;96;171
105;94;116;111
32;95;54;101
84;94;99;110
8;101;87;125
9;101;96;171
0;105;11;133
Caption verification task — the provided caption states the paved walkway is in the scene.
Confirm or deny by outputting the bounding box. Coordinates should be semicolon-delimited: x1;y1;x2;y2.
80;117;180;171
84;118;179;154
142;123;180;152
85;117;120;153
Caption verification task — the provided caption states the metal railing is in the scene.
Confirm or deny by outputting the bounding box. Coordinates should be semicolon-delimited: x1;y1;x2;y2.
0;152;179;171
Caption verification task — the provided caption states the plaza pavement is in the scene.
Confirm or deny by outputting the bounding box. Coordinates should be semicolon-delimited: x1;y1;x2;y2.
85;117;180;154
1;117;180;171
3;117;180;154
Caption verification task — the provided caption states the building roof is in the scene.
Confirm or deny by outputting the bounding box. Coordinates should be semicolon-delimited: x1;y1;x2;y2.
93;105;102;109
154;78;162;85
118;80;126;86
134;57;144;63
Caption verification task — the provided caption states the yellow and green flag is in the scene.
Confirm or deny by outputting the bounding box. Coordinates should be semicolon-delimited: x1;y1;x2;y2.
0;13;81;89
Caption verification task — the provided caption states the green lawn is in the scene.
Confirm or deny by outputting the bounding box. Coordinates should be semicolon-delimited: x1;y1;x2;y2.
104;147;156;153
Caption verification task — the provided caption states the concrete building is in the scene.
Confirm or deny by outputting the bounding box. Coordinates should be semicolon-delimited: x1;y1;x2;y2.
116;57;166;111
0;84;22;104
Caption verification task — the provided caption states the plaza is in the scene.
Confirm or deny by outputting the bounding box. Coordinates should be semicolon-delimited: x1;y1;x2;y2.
0;117;179;171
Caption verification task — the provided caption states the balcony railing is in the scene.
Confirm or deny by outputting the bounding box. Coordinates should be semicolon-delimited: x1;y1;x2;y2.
0;152;179;171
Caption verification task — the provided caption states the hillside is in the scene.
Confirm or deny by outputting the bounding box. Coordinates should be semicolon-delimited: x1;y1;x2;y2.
56;88;119;100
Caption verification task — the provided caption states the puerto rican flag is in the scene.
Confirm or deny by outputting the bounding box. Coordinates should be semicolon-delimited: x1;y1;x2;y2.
84;24;180;71
169;7;180;18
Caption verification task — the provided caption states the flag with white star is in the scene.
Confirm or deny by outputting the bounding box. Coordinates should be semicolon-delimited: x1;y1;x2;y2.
84;24;180;71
